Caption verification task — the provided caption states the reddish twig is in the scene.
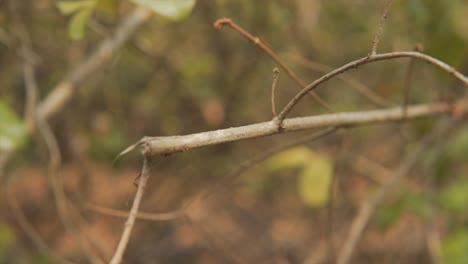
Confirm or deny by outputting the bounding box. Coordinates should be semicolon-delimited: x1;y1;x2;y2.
214;18;334;112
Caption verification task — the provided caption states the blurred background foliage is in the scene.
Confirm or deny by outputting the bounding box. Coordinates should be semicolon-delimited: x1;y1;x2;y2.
0;0;467;263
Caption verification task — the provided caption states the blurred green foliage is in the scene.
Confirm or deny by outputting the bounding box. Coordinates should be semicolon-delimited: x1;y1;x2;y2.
0;101;28;151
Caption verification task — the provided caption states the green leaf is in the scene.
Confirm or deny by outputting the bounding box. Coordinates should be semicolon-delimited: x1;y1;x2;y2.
442;229;468;264
57;0;96;15
131;0;196;20
297;153;333;207
68;8;93;40
0;101;28;151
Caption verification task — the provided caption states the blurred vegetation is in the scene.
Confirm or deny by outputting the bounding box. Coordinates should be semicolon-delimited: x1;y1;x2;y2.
0;0;467;263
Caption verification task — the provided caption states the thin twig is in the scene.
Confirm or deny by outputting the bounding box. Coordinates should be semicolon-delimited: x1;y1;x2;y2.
271;67;280;116
85;203;182;221
277;51;468;123
141;100;466;157
370;0;394;55
403;44;424;116
109;157;152;264
289;55;393;107
214;18;334;112
336;118;463;264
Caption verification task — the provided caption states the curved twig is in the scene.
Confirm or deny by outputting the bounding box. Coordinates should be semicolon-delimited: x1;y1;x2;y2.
277;51;468;122
214;18;334;112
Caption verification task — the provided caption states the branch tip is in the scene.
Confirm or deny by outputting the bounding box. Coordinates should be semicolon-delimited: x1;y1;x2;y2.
213;18;232;29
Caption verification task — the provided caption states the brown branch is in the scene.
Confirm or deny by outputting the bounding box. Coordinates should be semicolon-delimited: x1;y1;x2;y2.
271;67;280;116
370;0;394;55
140;100;466;157
38;7;152;120
336;118;462;264
289;55;393;107
214;18;334;112
109;157;152;264
277;51;468;122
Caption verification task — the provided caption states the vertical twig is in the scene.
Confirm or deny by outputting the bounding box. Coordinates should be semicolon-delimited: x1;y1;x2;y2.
370;0;394;56
402;44;424;117
214;18;334;112
109;157;152;264
271;67;280;117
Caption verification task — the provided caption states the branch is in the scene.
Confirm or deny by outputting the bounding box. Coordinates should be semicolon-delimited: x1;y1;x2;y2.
289;55;393;107
277;51;468;122
140;100;466;157
109;157;152;264
370;0;394;55
271;67;280;116
214;18;334;112
38;7;152;120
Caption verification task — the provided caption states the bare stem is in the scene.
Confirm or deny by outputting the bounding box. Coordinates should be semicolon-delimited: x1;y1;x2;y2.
109;157;151;264
277;51;468;122
214;18;334;112
370;0;394;55
141;100;466;157
290;55;393;107
271;67;280;116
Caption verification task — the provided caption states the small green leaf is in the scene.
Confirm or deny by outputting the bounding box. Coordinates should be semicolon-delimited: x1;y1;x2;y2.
297;153;333;207
0;101;28;151
131;0;196;20
57;0;96;15
69;8;93;40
